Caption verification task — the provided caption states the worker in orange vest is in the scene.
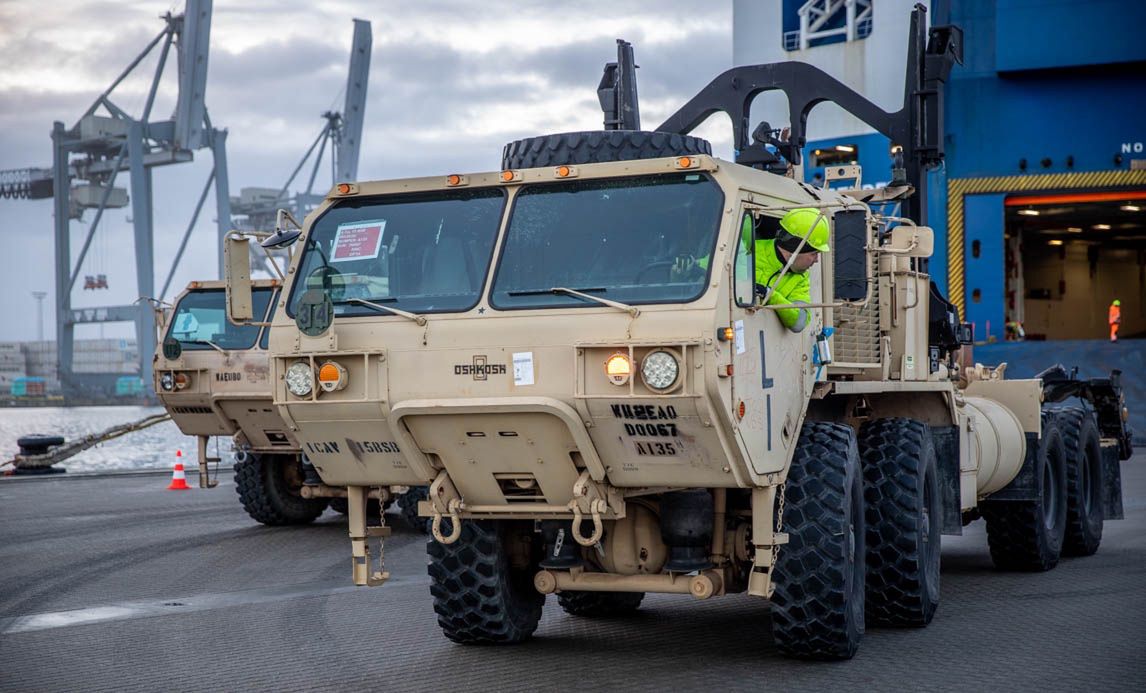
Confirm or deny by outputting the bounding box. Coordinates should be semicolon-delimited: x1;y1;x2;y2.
1109;299;1121;342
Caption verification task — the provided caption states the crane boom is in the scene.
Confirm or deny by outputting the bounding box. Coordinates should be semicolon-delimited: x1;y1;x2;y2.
335;19;372;183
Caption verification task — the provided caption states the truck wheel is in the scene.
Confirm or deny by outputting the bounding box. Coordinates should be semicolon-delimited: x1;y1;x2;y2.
859;418;941;627
557;590;644;617
233;453;327;526
397;486;430;534
982;417;1068;571
501;130;711;169
1055;406;1104;556
770;421;865;660
428;520;544;644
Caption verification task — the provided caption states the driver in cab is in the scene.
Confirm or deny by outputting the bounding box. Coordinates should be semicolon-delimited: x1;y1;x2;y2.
754;208;829;334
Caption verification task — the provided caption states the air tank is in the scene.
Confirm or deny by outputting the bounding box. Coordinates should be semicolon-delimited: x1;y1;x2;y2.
962;396;1028;496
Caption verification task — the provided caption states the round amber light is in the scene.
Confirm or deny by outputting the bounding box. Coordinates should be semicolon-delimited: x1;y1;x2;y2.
500;170;515;182
678;156;692;168
173;372;190;390
605;353;632;386
447;174;462;186
556;165;571;177
318;363;341;383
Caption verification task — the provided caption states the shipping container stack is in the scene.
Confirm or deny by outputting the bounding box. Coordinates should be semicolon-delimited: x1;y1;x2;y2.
18;339;140;396
0;342;28;394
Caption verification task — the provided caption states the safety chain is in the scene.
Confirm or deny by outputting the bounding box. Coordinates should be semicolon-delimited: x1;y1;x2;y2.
771;483;787;565
375;491;387;578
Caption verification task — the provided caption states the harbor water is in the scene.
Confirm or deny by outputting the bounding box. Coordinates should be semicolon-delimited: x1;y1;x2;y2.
0;406;222;472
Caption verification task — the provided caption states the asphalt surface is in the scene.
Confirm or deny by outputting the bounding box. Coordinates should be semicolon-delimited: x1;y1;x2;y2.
2;458;1145;692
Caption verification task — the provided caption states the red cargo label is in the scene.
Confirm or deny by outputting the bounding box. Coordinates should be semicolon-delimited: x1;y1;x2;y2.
331;220;386;262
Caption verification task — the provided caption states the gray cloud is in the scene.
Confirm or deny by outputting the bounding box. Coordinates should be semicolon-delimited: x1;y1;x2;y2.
0;1;732;341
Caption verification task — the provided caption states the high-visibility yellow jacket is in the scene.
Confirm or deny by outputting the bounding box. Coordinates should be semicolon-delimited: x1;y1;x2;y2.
756;238;811;332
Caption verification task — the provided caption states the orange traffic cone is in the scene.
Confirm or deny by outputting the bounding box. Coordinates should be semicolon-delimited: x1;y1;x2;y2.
167;450;191;491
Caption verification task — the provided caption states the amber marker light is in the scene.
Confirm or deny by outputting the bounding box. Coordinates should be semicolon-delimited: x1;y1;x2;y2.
556;165;571;177
317;361;348;393
738;401;746;419
718;326;734;342
500;170;521;183
446;174;463;186
173;372;190;390
337;183;352;194
605;352;632;386
675;156;699;169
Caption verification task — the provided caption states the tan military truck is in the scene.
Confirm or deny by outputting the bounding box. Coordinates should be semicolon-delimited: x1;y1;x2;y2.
154;279;428;527
154;279;329;524
223;8;1131;659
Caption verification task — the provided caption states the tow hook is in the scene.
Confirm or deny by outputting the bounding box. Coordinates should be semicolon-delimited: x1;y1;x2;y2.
431;499;463;544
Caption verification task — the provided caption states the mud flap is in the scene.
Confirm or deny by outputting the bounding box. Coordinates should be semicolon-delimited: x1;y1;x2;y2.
932;426;962;534
1101;441;1124;520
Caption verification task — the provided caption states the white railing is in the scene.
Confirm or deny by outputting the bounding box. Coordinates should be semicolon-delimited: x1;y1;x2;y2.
791;0;872;51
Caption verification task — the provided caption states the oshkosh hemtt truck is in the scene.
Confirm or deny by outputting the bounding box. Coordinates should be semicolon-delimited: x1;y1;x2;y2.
154;279;427;527
222;8;1131;659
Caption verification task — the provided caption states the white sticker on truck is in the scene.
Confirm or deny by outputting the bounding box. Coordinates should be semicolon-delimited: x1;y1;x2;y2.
512;352;535;386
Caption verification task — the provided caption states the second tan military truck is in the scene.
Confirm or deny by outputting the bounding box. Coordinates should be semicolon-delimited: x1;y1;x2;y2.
154;279;427;527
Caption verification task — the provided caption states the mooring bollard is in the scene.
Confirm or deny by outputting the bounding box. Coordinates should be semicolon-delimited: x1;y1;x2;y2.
13;434;67;475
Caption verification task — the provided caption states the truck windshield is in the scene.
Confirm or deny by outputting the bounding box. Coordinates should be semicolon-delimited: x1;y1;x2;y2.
168;288;273;350
287;188;506;317
490;173;723;309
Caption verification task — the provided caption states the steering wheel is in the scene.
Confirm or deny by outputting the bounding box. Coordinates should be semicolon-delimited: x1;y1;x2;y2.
634;260;675;284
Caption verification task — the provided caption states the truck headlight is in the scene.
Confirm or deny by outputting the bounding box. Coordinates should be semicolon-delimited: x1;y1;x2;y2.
605;352;632;386
285;362;314;397
159;372;174;391
641;351;679;390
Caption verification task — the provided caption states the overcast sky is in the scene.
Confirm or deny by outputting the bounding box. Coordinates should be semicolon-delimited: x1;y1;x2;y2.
0;0;733;342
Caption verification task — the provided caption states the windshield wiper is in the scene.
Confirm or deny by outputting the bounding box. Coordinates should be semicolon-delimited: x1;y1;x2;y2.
341;297;428;326
508;286;639;317
181;339;228;355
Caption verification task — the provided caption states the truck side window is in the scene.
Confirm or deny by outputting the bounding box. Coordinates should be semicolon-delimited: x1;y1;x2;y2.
734;212;755;307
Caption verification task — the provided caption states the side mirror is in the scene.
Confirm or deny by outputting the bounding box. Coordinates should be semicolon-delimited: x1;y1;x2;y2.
262;208;304;249
225;233;254;323
262;227;302;250
832;210;869;302
887;225;935;258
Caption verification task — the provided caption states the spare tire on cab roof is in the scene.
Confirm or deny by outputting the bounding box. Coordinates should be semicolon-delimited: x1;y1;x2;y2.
500;130;712;170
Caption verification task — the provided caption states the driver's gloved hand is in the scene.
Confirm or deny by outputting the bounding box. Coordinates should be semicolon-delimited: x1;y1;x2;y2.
670;255;699;282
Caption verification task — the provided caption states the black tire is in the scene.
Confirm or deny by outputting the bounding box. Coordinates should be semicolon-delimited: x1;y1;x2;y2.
557;590;644;617
1055;406;1104;556
501;130;712;170
982;416;1068;571
233;453;327;526
859;418;941;627
397;486;430;534
428;520;544;644
17;434;65;455
771;421;865;660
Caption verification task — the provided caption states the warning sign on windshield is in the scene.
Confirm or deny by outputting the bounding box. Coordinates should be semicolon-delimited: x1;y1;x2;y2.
331;220;386;262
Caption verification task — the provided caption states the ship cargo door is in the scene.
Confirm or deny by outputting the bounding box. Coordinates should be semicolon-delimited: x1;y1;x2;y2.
964;194;1007;343
1007;191;1146;340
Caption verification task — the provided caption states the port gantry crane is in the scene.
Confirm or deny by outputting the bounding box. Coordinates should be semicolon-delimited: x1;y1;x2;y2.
0;0;228;396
